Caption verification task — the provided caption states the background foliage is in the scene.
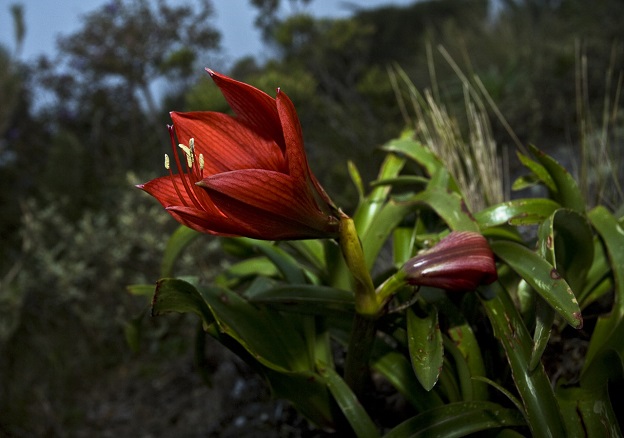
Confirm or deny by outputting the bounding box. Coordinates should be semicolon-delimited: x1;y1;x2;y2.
0;0;622;435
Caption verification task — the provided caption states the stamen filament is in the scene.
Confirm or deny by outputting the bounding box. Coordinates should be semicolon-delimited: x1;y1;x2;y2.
167;126;203;210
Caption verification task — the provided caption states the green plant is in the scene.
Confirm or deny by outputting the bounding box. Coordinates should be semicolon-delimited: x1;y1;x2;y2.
135;70;624;437
140;129;623;435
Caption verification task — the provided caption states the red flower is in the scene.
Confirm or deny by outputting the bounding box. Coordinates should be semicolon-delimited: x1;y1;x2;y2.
402;231;497;291
138;69;340;240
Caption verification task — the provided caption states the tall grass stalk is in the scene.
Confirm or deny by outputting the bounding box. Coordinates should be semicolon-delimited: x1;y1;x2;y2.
576;41;624;210
389;60;504;212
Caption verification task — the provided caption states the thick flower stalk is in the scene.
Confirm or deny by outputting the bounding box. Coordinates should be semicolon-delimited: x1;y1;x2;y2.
138;69;340;240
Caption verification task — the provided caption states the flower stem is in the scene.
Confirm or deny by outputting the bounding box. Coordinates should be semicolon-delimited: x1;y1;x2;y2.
338;215;380;397
344;313;377;396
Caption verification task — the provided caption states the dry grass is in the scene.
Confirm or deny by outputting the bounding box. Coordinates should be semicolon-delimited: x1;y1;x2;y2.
389;48;506;212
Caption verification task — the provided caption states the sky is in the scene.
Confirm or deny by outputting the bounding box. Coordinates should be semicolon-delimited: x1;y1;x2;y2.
0;0;418;64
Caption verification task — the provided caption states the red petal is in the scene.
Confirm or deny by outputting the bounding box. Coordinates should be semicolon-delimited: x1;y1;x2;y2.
206;69;284;148
138;175;195;209
403;232;497;291
198;169;335;234
165;205;261;237
275;90;307;180
170;111;286;174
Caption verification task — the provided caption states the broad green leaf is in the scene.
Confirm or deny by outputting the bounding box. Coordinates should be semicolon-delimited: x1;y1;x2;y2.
383;401;525;438
233;238;307;284
530;209;592;370
286;239;326;273
161;225;201;277
479;282;567;437
475;198;560;229
579;238;612;308
248;284;354;317
557;374;623;438
588;206;624;318
262;368;335;431
407;305;444;391
439;297;488;401
516;151;556;192
152;278;215;328
371;343;444;412
408;187;479;232
215;256;279;288
154;279;313;372
529;298;555;371
360;199;416;270
547;209;594;292
491;240;583;329
317;364;380;438
583;206;624;374
198;284;311;372
529;145;585;213
381;135;442;177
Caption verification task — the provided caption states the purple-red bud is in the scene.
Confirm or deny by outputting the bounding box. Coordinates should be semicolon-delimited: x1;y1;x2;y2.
402;231;497;292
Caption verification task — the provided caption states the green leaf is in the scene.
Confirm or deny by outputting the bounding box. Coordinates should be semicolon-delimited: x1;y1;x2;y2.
286;239;326;273
231;238;307;284
407;305;444;391
557;376;624;438
248;284;354;317
370;175;429;190
439;298;488;401
408;187;479;232
215;256;280;288
529;145;585;213
579;238;613;308
161;225;201;277
371;342;444;412
360;199;416;270
198;284;311;372
152;278;215;328
516;151;556;192
583;206;624;374
381;135;442;177
479;282;567;437
348;160;365;201
491;240;583;329
383;401;526;438
353;153;406;236
317;364;380;438
393;226;416;266
475;198;560;229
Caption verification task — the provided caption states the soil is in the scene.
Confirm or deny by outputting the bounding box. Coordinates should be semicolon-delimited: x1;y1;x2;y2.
73;338;324;438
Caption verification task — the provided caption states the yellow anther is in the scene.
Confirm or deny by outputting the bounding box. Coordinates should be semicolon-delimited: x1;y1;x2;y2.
164;154;170;170
199;153;204;170
178;143;193;168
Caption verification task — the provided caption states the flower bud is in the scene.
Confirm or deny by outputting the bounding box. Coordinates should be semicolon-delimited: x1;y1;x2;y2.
402;231;497;292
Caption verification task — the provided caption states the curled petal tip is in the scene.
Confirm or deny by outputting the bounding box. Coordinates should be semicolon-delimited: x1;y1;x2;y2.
205;68;215;76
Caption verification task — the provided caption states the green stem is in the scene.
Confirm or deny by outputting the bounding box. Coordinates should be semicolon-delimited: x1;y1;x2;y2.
338;215;380;397
344;313;378;399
